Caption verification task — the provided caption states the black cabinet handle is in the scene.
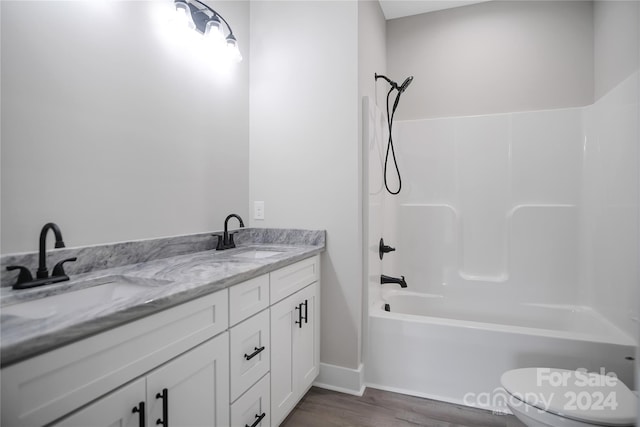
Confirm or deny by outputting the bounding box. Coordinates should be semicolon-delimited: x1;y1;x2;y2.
295;303;303;328
156;388;168;426
244;346;266;361
132;401;145;427
295;300;309;328
245;412;266;427
303;299;308;324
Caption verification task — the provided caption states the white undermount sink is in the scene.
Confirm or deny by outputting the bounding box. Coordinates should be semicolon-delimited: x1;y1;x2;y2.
232;249;283;260
2;277;157;320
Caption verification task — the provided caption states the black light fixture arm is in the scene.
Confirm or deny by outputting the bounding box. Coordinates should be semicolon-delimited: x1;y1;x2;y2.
172;0;242;62
196;0;235;35
185;0;235;37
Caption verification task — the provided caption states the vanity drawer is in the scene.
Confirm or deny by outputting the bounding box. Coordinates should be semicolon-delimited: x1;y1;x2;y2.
1;289;228;427
231;373;271;427
270;255;319;304
230;309;270;401
229;274;270;326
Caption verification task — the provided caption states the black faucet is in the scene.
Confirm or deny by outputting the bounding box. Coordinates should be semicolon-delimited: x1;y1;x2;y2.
37;223;65;278
215;214;245;250
380;274;407;288
6;222;77;290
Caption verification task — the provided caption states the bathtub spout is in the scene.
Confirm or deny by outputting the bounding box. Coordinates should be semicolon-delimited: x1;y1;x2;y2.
380;274;407;288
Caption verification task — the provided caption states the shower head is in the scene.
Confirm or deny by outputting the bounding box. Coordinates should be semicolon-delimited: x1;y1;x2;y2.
391;76;413;112
399;76;413;93
375;73;414;93
375;73;412;195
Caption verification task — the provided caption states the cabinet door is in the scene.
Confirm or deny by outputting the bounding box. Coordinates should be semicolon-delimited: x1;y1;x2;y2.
270;293;297;427
270;282;320;426
147;332;229;427
294;282;319;394
52;378;145;427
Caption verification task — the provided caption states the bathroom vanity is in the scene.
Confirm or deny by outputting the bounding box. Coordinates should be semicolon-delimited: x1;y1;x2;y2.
0;229;324;427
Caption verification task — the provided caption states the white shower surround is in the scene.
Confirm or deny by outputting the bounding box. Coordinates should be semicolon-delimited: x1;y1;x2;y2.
364;70;639;406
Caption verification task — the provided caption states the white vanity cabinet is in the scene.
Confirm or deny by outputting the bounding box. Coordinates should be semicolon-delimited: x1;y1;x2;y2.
227;255;320;427
52;333;230;427
231;373;271;427
1;289;229;427
1;253;321;427
145;332;230;427
270;259;320;427
52;378;146;427
230;309;271;401
227;273;273;427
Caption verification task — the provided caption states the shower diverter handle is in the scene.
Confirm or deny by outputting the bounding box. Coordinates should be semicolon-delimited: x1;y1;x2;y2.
379;238;396;259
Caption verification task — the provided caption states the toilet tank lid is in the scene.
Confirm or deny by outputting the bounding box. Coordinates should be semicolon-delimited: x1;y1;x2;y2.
501;368;637;426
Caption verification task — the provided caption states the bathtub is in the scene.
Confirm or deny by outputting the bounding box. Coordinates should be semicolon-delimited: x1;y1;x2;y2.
366;289;636;413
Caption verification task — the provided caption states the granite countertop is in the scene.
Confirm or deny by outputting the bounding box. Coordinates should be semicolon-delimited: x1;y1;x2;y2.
0;229;324;367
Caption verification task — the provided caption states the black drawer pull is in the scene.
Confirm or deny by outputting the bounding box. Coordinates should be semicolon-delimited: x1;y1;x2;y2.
132;401;145;427
244;346;266;361
303;299;308;324
246;412;266;427
156;388;168;426
295;303;303;328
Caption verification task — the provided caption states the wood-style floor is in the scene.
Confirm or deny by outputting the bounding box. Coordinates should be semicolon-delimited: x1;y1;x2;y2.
280;387;527;427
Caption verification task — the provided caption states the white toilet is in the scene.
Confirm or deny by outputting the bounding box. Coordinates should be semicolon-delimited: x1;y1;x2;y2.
501;368;637;427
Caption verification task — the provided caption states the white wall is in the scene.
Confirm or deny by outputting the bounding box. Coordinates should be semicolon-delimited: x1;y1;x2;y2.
386;1;594;120
594;1;640;100
249;1;361;370
359;1;388;111
1;1;249;253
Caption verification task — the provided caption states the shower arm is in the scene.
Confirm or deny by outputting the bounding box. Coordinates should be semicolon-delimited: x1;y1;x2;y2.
375;73;399;90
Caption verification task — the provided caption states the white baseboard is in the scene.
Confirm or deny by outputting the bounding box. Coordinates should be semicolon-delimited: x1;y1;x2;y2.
313;363;365;396
365;382;462;405
365;382;513;414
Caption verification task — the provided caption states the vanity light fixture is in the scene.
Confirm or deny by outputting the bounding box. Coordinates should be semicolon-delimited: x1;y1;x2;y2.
173;0;242;62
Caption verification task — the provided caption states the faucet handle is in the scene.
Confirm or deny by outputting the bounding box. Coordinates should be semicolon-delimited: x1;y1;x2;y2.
52;257;77;277
212;233;225;250
6;265;33;285
228;232;238;249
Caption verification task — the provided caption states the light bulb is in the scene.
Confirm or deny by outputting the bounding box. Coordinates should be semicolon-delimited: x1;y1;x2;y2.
174;1;195;30
205;15;225;45
225;34;242;62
